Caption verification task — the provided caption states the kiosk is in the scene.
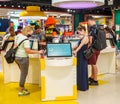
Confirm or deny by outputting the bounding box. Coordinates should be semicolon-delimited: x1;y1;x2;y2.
40;43;77;101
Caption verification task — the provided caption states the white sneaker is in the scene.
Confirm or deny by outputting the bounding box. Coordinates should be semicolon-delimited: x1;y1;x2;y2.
18;89;30;96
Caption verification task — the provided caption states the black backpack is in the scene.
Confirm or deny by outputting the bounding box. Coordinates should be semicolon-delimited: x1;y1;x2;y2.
4;39;28;64
92;25;107;51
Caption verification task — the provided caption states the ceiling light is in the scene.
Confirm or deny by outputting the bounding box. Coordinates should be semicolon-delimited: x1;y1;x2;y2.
67;9;70;12
11;5;14;7
20;6;47;19
73;10;75;13
18;5;20;8
52;0;104;9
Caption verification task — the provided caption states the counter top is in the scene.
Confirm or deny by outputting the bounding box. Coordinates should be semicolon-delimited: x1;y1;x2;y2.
101;47;115;53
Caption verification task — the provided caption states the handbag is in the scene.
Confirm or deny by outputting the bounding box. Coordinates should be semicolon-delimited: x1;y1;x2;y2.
4;39;28;64
84;47;94;59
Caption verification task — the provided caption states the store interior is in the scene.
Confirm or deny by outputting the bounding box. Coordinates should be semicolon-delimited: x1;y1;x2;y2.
0;0;120;104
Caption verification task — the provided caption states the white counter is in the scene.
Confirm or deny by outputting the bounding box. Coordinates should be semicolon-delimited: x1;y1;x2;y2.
2;46;116;84
40;57;77;101
89;47;116;75
1;46;116;101
1;52;41;84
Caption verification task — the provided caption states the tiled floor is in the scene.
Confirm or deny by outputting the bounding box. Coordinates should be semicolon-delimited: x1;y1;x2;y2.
78;73;120;104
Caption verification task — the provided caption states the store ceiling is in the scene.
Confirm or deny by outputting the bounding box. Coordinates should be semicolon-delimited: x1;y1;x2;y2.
0;0;119;15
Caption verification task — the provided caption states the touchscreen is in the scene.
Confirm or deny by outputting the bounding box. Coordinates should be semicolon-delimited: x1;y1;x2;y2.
47;43;72;57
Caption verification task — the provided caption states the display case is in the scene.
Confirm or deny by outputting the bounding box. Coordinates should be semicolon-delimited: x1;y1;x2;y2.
55;16;73;36
45;12;74;37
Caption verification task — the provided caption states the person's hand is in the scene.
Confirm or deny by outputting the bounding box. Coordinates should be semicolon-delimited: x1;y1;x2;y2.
38;50;44;54
39;42;46;45
73;50;77;56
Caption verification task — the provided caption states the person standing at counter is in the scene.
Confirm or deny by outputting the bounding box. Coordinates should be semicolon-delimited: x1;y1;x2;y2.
34;25;46;50
34;25;46;41
1;27;16;50
86;16;100;86
104;26;116;46
14;26;44;96
73;25;89;91
6;21;14;34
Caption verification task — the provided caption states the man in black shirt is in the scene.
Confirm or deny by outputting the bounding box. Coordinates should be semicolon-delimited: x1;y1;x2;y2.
86;16;100;86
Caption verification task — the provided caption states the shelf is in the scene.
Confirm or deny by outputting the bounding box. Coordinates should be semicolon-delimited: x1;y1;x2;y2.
46;34;53;37
56;24;71;26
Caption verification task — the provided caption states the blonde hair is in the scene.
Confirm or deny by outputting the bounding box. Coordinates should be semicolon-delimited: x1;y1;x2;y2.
22;26;33;36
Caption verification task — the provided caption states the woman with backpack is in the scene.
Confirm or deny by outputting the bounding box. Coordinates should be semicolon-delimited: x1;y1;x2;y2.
14;26;44;96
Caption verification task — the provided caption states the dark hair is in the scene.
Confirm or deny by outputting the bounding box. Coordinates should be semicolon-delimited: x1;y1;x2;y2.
17;26;23;30
77;25;86;31
86;16;94;21
35;25;41;30
104;26;117;44
9;21;14;24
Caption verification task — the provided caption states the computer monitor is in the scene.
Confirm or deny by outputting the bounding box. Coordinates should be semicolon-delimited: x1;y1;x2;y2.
47;43;72;57
69;39;80;48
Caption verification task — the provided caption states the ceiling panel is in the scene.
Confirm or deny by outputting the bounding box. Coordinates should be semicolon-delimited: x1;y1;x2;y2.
0;0;115;15
11;0;51;5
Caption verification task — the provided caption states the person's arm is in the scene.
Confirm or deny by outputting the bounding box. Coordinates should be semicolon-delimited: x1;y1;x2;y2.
88;36;92;48
106;33;109;39
74;37;88;54
72;45;78;50
14;43;44;54
25;48;44;54
39;41;46;45
24;39;44;54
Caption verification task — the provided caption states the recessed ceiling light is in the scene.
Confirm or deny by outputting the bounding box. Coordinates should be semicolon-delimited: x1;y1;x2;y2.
67;9;70;12
73;10;75;13
18;5;20;8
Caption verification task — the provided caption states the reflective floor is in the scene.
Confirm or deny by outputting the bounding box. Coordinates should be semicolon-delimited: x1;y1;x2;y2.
0;55;120;104
78;73;120;104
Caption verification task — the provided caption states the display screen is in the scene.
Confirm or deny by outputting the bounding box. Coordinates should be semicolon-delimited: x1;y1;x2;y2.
47;43;72;57
0;19;9;32
69;39;80;48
